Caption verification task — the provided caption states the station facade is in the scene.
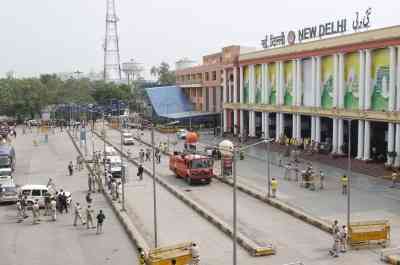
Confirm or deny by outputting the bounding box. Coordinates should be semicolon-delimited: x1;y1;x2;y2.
221;26;400;167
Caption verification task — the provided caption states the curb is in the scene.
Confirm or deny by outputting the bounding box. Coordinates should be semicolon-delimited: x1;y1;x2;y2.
66;130;151;253
214;176;333;234
116;126;333;234
94;130;275;257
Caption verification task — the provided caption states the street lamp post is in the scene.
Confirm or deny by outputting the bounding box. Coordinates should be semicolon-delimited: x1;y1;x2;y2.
120;117;126;212
347;119;352;230
151;126;158;247
232;147;237;265
266;139;271;198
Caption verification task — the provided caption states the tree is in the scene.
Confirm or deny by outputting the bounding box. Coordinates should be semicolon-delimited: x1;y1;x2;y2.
150;62;175;85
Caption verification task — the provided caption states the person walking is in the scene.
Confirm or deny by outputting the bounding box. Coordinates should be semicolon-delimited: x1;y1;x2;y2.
96;210;106;234
16;200;23;222
86;205;95;229
73;202;85;226
68;161;74;176
341;175;348;195
44;194;51;216
137;164;144;181
60;190;68;214
21;196;28;218
139;149;145;164
319;170;325;190
32;200;40;224
86;192;93;205
88;173;93;192
145;149;151;162
270;177;278;198
340;225;348;253
391;171;398;188
111;180;117;201
50;197;57;221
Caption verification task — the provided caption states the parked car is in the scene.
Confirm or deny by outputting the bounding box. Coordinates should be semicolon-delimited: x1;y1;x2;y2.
0;183;18;203
122;132;135;145
176;129;188;139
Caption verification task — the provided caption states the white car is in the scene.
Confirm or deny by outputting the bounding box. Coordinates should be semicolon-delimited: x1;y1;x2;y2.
0;183;18;203
176;129;188;139
20;184;71;207
122;132;135;145
106;156;123;178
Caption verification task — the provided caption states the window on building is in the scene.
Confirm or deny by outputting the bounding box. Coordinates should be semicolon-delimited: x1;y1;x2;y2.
205;72;209;81
212;71;217;81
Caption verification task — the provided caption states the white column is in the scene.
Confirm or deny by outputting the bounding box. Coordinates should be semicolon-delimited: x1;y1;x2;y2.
279;113;284;137
338;119;344;154
233;67;238;103
264;113;270;139
233;110;238;135
279;61;284;105
265;64;270;104
387;123;395;165
223;109;228;132
332;118;338;154
239;66;244;103
363;120;371;160
261;112;265;137
292;60;297;106
315;117;321;142
222;69;227;104
250;65;256;104
395;124;400;167
356;120;364;159
261;64;265;104
365;49;372;110
397;46;400;111
292;114;297;139
311;58;316;107
389;47;396;111
311;116;316;140
296;114;301;139
275;62;280;105
297;59;302;106
359;51;365;110
240;110;244;136
338;53;345;108
275;113;280;140
249;111;256;137
333;54;338;108
316;57;322;107
202;87;207;111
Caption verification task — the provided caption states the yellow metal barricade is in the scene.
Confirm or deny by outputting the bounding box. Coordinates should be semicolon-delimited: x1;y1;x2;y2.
349;220;390;248
146;242;193;265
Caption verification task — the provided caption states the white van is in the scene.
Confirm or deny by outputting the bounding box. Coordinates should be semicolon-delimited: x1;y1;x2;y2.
20;184;50;207
104;146;118;162
107;156;123;178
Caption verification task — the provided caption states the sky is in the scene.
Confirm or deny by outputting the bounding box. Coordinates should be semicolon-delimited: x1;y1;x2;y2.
0;0;398;79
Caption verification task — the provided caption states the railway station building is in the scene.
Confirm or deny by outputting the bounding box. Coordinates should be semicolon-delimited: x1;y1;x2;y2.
221;26;400;167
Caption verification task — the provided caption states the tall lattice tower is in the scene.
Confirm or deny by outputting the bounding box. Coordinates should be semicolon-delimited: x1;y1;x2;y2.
103;0;122;82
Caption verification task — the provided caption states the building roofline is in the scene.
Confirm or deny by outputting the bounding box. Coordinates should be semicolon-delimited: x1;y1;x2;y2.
239;25;400;65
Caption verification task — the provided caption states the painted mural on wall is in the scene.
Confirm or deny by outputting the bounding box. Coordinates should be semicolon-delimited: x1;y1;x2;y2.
283;61;293;105
268;63;277;104
243;66;249;103
302;58;312;106
321;56;334;109
371;48;389;111
255;65;262;104
344;52;360;110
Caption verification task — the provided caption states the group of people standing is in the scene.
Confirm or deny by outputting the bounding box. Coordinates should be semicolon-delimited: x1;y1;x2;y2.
329;220;348;258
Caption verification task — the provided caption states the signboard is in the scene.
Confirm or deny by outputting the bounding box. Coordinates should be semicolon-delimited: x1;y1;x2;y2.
261;8;372;48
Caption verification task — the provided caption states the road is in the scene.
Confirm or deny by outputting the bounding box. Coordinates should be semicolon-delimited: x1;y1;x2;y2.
95;125;384;265
0;128;138;265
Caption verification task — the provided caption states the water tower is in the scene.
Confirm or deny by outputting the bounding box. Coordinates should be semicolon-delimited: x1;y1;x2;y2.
122;59;143;85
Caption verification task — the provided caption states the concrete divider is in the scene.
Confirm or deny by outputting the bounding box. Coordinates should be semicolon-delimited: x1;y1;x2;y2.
111;126;333;235
93;129;276;257
66;130;151;254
